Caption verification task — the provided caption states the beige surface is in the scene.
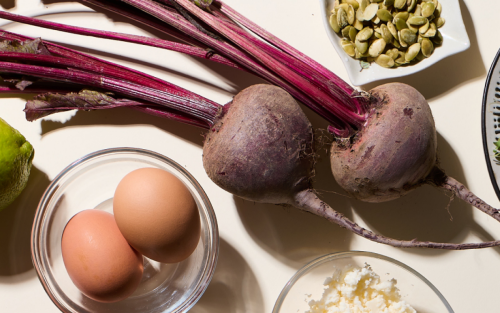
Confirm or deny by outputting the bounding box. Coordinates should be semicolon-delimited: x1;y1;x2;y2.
0;0;499;312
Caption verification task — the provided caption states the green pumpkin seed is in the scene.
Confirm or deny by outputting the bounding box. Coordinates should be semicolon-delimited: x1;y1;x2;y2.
421;38;434;57
368;38;386;57
353;18;364;30
338;3;350;11
395;51;407;64
329;12;341;33
387;21;398;39
347;5;356;24
392;38;401;48
356;7;365;21
398;31;408;47
360;0;369;12
383;0;395;6
432;30;443;45
419;19;430;34
363;3;379;20
380;24;393;43
421;2;435;18
406;20;420;33
342;25;353;38
394;12;409;21
422;22;437;37
405;42;420;61
342;0;359;10
375;54;395;67
414;4;422;16
401;28;417;44
394;0;406;9
436;17;445;28
377;9;393;22
435;2;442;16
408;0;417;12
337;7;349;29
407;16;428;26
385;49;398;60
371;0;384;2
394;17;408;31
374;31;382;39
372;16;381;24
355;39;369;54
356;27;374;41
341;41;356;57
349;27;358;42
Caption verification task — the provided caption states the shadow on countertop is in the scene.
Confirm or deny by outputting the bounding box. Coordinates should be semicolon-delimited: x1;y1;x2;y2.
360;0;484;100
0;166;50;279
190;239;264;313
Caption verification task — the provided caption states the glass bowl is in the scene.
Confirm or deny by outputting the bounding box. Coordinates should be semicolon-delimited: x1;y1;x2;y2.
273;251;454;313
31;147;219;313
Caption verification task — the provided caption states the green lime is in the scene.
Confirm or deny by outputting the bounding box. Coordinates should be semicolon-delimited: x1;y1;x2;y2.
0;117;34;211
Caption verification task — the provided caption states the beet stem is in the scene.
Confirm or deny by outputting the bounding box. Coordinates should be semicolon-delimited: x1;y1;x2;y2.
0;10;239;69
294;189;500;249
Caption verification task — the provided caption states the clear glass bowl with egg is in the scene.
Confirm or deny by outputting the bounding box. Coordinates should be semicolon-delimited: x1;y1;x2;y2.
31;147;219;313
273;251;454;313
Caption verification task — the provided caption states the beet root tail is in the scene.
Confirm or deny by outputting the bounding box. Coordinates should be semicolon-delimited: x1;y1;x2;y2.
293;189;500;250
427;167;500;223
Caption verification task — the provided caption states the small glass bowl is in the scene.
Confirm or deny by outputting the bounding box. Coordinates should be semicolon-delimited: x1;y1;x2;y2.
273;251;454;313
31;147;219;313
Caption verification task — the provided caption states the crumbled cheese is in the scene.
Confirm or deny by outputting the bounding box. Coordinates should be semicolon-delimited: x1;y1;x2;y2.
306;265;416;313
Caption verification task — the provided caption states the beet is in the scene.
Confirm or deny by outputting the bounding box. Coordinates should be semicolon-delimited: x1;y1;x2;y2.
203;84;314;204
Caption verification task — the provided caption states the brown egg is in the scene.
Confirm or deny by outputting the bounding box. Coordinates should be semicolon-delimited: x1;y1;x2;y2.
113;168;201;263
61;210;143;303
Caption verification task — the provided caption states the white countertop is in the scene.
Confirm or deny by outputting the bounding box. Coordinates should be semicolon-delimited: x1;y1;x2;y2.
1;0;499;312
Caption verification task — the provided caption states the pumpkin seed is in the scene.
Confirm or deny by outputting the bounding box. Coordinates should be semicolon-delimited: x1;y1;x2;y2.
394;0;406;9
360;0;369;12
380;24;393;43
356;7;365;21
375;54;395;67
421;38;434;57
337;7;349;29
347;5;356;24
395;51;407;64
356;27;374;41
394;17;408;31
419;19;430;34
385;49;398;60
372;16;381;24
355;39;369;54
398;31;408;47
407;15;427;26
383;0;395;6
392;38;401;48
329;12;341;33
342;25;353;38
405;42;421;61
401;28;417;44
421;2;435;18
436;17;445;28
431;30;443;45
408;0;417;11
406;20;420;33
353;18;364;30
363;3;379;20
341;41;356;57
422;22;437;37
387;21;398;39
338;3;350;11
342;0;359;10
377;9;393;22
435;1;442;16
394;12;409;21
368;38;386;57
414;4;422;16
371;0;384;2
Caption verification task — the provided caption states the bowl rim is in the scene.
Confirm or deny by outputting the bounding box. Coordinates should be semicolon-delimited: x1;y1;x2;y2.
272;250;454;313
30;147;219;313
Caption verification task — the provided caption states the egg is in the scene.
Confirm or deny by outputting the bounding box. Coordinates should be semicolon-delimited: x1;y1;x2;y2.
113;168;201;263
61;210;144;303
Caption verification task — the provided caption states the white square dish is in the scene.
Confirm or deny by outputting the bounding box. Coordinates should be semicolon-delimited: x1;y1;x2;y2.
318;0;470;86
